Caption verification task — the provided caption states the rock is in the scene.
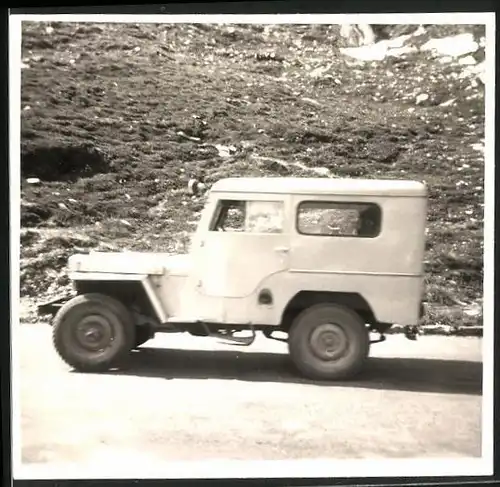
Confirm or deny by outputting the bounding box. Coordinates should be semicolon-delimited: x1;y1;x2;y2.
438;56;453;64
177;131;201;143
475;61;486;84
26;177;41;185
339;31;417;62
415;93;429;105
57;274;70;286
339;24;376;47
301;97;321;106
439;98;456;107
309;65;330;78
311;167;331;177
420;33;479;58
459;62;485;84
458;55;477;65
188;179;207;195
412;25;427;37
292;161;335;178
58;202;69;211
255;52;284;62
240;140;254;149
45;26;54;34
214;144;236;158
340;41;416;62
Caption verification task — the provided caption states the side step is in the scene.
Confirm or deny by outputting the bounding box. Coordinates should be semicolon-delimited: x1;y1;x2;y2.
165;318;257;346
200;323;256;347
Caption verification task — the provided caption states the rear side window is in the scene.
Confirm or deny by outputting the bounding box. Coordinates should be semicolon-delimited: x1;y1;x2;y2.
297;201;382;238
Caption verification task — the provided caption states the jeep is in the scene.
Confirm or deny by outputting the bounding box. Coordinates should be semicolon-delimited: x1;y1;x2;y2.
40;177;428;381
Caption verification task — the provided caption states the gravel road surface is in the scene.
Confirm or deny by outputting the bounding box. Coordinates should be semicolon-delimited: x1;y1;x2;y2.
17;323;482;469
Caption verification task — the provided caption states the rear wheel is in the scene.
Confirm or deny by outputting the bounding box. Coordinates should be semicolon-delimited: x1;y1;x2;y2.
288;303;369;381
52;293;135;372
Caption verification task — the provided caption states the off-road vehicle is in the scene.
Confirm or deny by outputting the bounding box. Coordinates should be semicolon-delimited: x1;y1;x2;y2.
40;177;428;381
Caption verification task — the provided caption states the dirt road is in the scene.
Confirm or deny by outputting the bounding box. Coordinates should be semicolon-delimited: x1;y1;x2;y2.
17;323;482;469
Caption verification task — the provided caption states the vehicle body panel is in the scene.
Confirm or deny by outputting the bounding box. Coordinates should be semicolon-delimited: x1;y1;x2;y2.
64;177;428;328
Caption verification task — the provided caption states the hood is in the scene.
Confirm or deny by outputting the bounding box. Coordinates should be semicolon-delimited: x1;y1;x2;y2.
68;251;192;276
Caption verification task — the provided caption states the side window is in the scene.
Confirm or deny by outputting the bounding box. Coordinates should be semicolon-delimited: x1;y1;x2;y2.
211;200;246;232
246;201;284;234
297;201;381;238
210;200;284;234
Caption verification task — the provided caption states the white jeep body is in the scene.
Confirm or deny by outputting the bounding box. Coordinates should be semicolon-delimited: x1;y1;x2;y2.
47;177;428;380
67;177;427;328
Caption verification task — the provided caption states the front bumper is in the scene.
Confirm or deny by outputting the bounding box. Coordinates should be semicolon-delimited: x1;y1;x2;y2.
37;293;74;319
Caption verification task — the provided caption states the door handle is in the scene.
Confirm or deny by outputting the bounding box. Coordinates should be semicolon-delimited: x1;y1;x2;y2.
274;246;290;253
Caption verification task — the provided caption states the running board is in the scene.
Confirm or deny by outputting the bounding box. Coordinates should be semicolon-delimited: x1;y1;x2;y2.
200;323;256;347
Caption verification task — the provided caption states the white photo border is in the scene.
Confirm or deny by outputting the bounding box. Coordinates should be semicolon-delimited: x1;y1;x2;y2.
9;11;496;480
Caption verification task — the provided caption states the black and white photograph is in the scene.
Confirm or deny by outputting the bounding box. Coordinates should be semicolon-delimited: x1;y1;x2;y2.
9;10;495;481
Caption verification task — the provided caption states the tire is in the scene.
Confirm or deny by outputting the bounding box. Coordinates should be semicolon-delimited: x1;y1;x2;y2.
52;293;136;372
288;303;370;381
134;326;154;348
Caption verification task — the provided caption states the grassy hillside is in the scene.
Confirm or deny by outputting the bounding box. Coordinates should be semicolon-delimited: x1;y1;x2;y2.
19;22;485;330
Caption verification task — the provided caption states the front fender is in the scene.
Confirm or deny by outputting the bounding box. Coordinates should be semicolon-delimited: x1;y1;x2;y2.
67;272;168;324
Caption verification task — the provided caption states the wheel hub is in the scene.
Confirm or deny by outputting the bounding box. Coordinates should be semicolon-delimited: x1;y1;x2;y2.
309;323;348;361
75;315;113;352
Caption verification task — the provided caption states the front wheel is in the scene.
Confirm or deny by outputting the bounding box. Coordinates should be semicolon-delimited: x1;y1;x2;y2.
52;293;136;372
288;303;370;381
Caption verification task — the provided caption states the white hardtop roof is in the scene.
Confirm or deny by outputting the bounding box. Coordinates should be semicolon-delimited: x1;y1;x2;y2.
211;177;427;197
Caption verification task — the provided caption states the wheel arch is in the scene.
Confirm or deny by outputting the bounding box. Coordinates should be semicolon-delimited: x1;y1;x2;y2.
280;290;384;332
72;274;167;324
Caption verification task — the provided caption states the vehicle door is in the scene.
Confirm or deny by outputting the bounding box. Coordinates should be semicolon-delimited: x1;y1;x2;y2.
196;195;291;299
